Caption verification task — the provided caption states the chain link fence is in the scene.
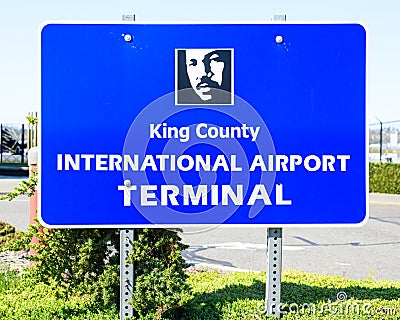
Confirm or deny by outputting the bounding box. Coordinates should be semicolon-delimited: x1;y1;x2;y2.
369;120;400;163
0;113;38;165
0;124;27;164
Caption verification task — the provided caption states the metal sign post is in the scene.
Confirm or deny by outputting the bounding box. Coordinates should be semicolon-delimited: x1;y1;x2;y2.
119;14;136;320
264;15;285;319
120;229;134;319
265;228;283;317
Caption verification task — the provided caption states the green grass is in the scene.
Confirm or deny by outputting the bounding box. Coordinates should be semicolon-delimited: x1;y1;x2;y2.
0;277;118;320
168;269;400;319
0;269;399;319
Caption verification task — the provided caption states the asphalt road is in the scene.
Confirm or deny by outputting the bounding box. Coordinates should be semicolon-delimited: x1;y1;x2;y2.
0;178;399;281
0;178;30;230
180;198;400;281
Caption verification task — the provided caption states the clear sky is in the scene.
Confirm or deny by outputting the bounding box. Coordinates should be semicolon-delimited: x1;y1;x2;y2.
0;0;399;124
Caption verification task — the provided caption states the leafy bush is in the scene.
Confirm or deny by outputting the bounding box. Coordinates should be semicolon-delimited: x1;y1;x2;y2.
6;220;191;318
2;115;192;318
14;223;190;317
0;221;18;252
3;175;190;318
369;162;400;194
0;267;19;293
0;221;28;252
130;228;191;319
0;221;15;237
16;220;120;306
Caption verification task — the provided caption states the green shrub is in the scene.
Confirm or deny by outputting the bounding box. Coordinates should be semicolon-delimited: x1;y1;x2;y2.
369;162;400;194
2;115;192;318
0;221;30;252
5;196;190;319
0;267;19;293
15;223;191;318
0;221;18;252
0;221;15;237
18;220;120;304
130;228;191;319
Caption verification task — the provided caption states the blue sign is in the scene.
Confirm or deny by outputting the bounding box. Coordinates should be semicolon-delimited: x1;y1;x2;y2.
40;23;367;227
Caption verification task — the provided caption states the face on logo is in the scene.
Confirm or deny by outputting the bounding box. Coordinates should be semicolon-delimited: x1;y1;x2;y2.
185;49;225;101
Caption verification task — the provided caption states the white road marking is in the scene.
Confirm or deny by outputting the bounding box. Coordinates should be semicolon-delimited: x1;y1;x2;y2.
336;262;351;266
186;261;255;273
196;242;304;251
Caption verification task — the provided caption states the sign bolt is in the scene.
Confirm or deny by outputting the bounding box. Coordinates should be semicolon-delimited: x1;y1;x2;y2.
275;35;283;44
124;179;132;187
124;34;133;42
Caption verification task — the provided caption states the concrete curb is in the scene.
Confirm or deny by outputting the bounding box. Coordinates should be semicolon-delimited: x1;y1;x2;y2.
369;193;400;206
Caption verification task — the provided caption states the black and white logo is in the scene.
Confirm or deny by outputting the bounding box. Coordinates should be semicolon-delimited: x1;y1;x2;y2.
176;49;234;105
